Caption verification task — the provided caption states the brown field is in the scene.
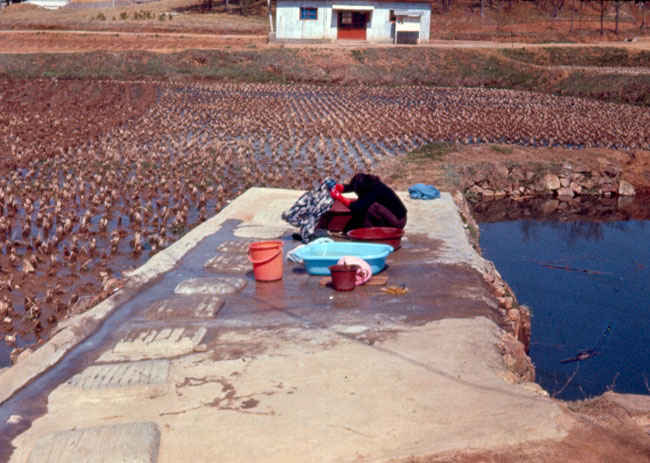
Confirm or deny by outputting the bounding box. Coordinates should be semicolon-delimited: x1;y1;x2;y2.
0;0;267;34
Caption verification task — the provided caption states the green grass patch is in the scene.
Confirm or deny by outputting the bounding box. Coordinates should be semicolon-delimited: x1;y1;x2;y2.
490;145;513;155
553;72;650;106
503;47;650;68
407;142;456;162
351;49;366;64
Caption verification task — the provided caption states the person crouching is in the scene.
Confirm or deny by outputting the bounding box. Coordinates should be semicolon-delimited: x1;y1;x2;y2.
330;173;407;232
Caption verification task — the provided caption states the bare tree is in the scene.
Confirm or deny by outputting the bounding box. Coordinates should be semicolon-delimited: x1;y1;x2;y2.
599;0;609;36
641;0;647;31
569;0;577;32
550;0;566;18
614;0;621;34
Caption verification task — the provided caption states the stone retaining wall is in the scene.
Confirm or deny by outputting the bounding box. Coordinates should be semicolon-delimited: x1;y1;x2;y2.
461;160;637;201
452;192;535;384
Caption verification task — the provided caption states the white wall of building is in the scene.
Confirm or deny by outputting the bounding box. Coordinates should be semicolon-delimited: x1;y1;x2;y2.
276;1;337;40
276;1;431;42
25;0;69;9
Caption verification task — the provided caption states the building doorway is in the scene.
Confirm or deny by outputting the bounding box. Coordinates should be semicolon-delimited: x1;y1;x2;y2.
337;11;368;40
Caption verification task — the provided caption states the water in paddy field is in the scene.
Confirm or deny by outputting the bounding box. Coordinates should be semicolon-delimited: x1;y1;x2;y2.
476;198;650;401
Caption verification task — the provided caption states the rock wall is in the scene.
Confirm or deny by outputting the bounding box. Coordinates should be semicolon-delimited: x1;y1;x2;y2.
461;159;637;201
452;192;535;384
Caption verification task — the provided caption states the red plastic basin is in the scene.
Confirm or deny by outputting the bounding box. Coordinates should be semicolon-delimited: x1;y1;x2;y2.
346;227;404;250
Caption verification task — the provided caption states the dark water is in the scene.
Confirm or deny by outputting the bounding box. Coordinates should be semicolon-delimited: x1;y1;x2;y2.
477;199;649;401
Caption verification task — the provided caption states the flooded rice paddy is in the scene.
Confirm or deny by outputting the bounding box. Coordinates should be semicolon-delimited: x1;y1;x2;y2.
2;80;650;366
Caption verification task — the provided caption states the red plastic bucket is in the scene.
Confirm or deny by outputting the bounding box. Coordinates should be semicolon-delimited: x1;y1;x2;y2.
248;241;283;282
328;264;359;291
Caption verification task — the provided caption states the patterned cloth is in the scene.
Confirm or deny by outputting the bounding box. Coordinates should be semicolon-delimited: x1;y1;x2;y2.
282;178;336;243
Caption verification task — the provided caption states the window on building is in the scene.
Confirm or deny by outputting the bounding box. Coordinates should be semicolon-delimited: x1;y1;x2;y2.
341;12;352;25
300;7;318;20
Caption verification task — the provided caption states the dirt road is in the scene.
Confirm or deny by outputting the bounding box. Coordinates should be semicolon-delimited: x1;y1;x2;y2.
0;29;648;54
0;30;266;53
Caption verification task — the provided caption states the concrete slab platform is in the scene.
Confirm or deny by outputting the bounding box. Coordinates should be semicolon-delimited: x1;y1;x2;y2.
66;360;170;390
97;327;207;362
204;254;251;275
27;422;159;463
216;239;255;254
13;319;568;463
139;295;224;321
3;188;577;462
174;276;247;296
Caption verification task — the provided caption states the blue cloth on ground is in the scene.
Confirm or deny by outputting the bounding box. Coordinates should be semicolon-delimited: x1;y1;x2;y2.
408;184;440;200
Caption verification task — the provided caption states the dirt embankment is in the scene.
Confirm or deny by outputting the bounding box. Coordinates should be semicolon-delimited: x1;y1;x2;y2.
409;392;650;462
378;143;650;197
1;46;649;108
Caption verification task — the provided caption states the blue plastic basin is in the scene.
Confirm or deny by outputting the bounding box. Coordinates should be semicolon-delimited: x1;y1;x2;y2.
299;242;394;276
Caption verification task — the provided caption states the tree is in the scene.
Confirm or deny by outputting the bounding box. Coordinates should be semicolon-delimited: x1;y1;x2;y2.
599;0;608;36
568;0;577;32
614;0;621;34
550;0;566;17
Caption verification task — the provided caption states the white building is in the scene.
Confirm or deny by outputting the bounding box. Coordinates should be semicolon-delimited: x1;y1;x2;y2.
275;0;431;43
25;0;69;8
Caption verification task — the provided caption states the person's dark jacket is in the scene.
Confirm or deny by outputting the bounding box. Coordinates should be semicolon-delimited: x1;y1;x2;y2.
343;174;406;220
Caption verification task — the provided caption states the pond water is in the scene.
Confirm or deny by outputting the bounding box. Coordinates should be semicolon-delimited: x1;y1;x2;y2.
476;197;650;401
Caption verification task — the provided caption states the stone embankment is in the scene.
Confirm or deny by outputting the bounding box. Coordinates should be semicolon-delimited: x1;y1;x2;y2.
463;158;640;201
452;192;535;384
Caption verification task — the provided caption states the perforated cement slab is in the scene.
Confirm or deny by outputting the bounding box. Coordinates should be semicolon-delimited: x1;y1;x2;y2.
27;421;160;463
140;295;224;320
204;254;251;275
174;276;247;296
97;326;207;362
234;224;289;239
216;239;255;254
66;359;170;390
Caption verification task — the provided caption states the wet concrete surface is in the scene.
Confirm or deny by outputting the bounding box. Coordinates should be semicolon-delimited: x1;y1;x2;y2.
0;188;569;462
213;237;499;333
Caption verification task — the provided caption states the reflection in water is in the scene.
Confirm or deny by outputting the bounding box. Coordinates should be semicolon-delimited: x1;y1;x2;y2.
518;220;644;246
254;279;287;311
478;208;649;400
473;195;650;225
